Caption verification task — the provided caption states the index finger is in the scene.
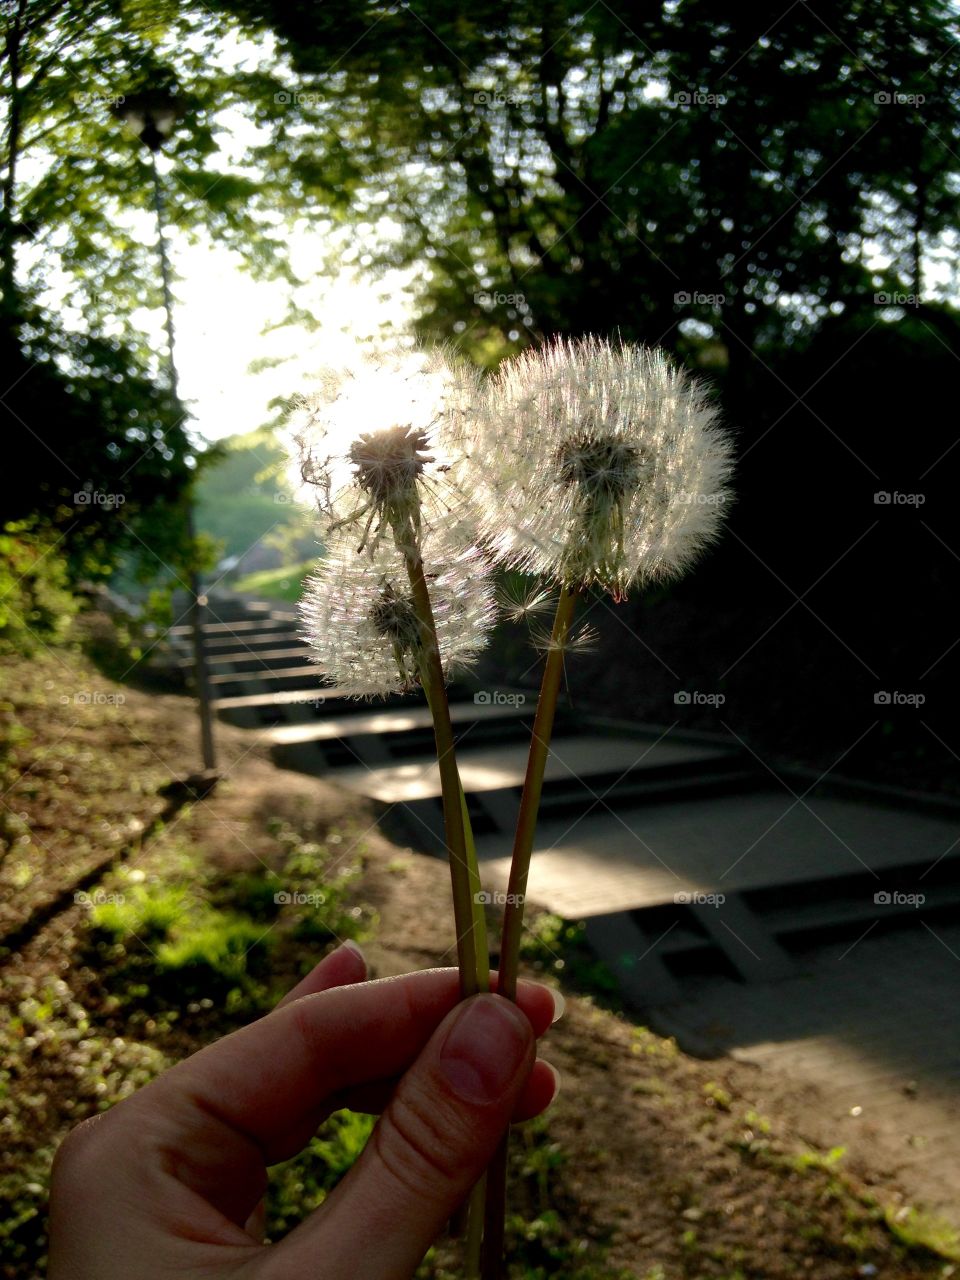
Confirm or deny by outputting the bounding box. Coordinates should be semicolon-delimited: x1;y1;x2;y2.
135;968;558;1162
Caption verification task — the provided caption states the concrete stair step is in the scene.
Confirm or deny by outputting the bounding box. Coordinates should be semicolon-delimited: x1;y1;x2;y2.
535;764;758;819
201;630;303;651
329;736;734;804
169;616;296;637
208;666;327;695
263;698;533;747
199;646;312;670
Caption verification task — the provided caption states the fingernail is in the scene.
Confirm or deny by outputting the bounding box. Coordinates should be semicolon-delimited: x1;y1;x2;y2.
340;939;365;964
438;995;530;1105
549;988;565;1024
543;1060;562;1101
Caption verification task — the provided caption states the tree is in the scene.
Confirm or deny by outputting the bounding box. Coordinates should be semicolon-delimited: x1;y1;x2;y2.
0;0;298;580
213;0;960;376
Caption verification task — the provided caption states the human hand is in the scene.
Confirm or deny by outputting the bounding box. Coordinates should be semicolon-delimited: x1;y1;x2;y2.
48;943;561;1279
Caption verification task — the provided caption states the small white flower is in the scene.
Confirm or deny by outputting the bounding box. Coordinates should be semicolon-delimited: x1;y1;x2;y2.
299;526;498;698
459;337;734;597
287;347;482;553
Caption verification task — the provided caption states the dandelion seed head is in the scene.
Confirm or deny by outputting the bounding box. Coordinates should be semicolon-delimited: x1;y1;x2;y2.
287;347;482;550
460;336;734;596
299;526;498;698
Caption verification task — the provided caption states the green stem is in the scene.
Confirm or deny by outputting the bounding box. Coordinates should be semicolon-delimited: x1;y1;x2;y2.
460;778;490;988
482;583;578;1280
404;545;482;997
408;552;489;1277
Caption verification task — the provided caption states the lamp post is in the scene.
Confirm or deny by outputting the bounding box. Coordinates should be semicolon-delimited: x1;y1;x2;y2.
116;90;217;779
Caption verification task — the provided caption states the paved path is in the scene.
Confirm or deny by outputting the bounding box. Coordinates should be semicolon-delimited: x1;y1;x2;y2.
167;593;960;1223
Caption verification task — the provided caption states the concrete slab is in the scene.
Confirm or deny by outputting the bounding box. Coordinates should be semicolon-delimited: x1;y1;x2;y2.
476;792;960;917
331;736;731;803
263;698;533;745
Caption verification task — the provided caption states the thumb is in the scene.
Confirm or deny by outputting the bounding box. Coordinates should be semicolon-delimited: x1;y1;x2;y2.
270;993;534;1279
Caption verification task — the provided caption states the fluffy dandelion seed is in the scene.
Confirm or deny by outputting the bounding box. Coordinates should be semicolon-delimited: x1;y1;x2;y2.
496;580;556;625
530;621;599;656
287;347;483;553
299;527;498;698
460;336;734;598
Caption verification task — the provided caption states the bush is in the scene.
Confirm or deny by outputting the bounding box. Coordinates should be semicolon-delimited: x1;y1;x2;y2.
0;521;77;655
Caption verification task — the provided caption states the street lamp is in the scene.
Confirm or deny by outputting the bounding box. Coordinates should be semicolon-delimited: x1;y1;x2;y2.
115;88;218;780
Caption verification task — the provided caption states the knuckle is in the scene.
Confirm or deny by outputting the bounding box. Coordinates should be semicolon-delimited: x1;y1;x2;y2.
51;1114;107;1190
372;1086;473;1199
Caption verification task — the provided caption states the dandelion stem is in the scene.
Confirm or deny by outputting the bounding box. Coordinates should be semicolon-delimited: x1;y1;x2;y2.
482;582;578;1279
405;543;484;998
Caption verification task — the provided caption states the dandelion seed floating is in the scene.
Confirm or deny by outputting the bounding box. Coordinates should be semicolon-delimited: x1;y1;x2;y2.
461;336;735;598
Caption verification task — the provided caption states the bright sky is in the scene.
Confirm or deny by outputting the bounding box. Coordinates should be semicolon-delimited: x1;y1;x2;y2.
167;235;417;445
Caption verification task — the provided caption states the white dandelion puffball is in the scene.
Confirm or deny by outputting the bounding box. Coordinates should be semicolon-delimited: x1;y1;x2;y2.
461;336;734;597
287;346;482;551
299;528;498;698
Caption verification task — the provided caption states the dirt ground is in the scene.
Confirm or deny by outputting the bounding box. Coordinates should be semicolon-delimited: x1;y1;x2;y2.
1;640;957;1278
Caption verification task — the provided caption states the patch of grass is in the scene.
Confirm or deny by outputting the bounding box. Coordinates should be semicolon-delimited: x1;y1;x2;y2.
791;1145;847;1174
232;560;313;603
702;1081;732;1112
519;912;619;1004
883;1205;960;1261
267;1110;377;1238
91;882;194;940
